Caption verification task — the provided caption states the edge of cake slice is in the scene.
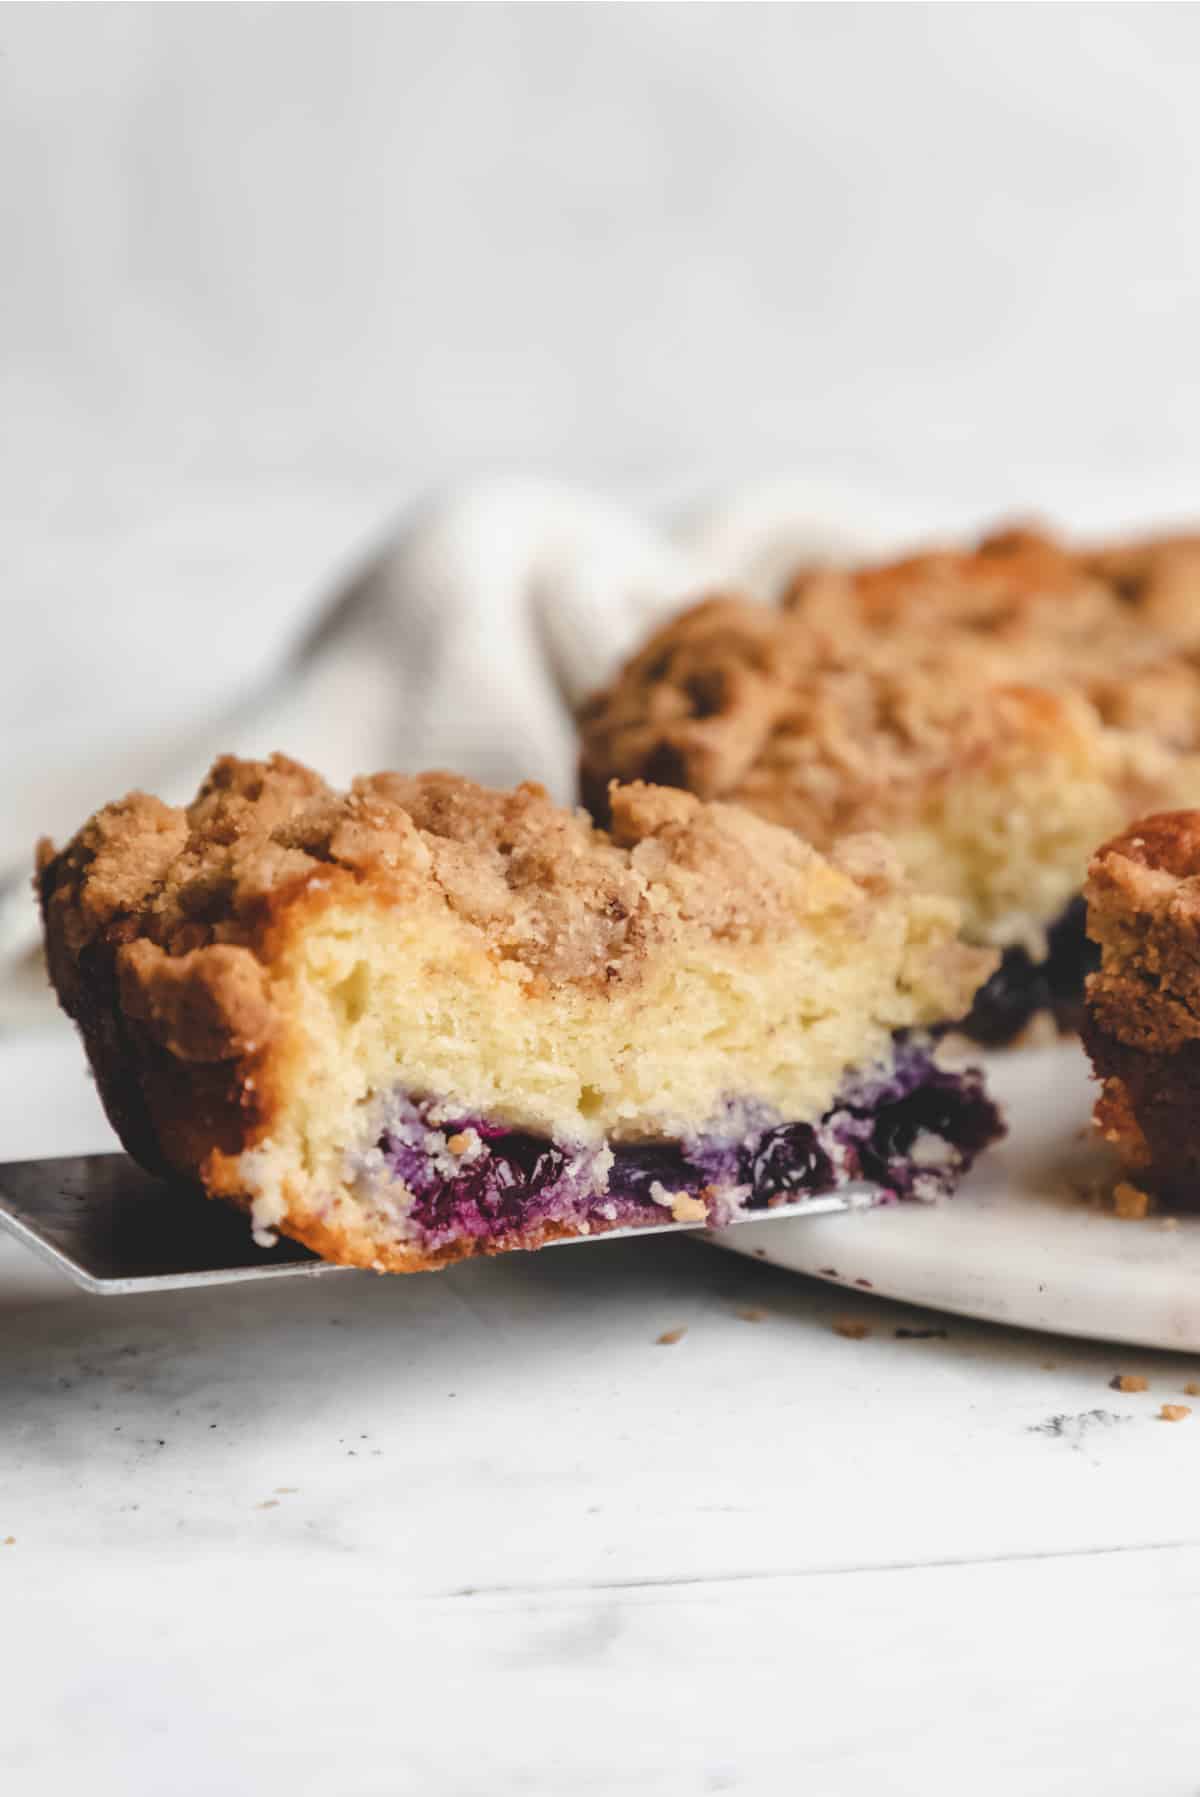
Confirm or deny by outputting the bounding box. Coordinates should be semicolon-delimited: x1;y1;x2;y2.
1083;811;1200;1198
38;754;1003;1273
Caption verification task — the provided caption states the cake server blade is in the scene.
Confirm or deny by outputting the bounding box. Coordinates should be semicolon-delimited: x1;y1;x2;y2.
0;1154;871;1296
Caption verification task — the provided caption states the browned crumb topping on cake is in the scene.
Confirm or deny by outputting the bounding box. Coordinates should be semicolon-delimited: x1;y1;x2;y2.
1082;809;1200;1197
579;524;1200;991
1081;530;1200;645
42;753;981;1075
1112;1181;1153;1220
787;525;1200;673
580;529;1200;848
1085;812;1200;1056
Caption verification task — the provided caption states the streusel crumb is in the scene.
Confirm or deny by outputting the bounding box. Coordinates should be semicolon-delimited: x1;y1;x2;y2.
1112;1181;1152;1220
833;1318;872;1341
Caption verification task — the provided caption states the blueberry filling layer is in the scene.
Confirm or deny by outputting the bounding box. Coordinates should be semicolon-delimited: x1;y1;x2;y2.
358;1037;1003;1254
961;898;1098;1046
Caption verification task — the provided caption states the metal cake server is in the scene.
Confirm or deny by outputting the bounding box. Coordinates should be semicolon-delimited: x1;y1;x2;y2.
0;1154;869;1295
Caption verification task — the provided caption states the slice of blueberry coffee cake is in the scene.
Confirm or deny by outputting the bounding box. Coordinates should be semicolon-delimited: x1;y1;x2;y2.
37;756;1003;1272
579;528;1200;1045
1083;812;1200;1202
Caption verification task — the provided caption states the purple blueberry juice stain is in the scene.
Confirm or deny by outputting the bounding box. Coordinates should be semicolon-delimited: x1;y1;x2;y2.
365;1036;1003;1253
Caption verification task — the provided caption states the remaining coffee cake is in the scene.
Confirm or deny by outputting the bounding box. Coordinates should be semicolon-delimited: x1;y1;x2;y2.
1083;812;1200;1201
37;755;1002;1272
579;527;1200;1044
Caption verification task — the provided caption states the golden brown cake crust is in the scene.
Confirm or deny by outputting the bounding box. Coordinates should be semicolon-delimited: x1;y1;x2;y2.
1083;811;1200;1196
1084;813;1200;1051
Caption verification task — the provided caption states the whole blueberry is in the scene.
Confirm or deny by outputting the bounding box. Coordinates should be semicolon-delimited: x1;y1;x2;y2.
751;1124;834;1206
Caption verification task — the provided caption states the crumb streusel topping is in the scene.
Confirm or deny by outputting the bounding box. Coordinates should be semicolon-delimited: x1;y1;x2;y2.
579;528;1200;949
40;753;986;1069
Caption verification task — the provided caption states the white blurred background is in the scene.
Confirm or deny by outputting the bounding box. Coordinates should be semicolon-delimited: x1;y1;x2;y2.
5;2;1200;869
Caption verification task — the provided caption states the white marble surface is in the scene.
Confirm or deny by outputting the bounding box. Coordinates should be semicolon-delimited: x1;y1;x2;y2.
723;1040;1200;1353
6;1022;1200;1795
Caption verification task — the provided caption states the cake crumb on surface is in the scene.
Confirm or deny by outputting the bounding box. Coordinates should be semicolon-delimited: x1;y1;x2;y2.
736;1306;768;1323
1160;1404;1191;1422
833;1317;872;1340
1110;1374;1149;1393
2;1537;13;1546
656;1327;687;1346
1161;1216;1180;1231
1113;1181;1152;1220
1183;1382;1200;1397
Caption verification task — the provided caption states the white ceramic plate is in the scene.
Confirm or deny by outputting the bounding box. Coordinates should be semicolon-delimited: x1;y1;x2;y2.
713;1040;1200;1351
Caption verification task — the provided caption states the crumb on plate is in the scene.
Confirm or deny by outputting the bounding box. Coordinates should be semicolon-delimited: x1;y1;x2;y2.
656;1327;687;1346
1111;1374;1149;1393
1113;1181;1152;1220
833;1317;872;1341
